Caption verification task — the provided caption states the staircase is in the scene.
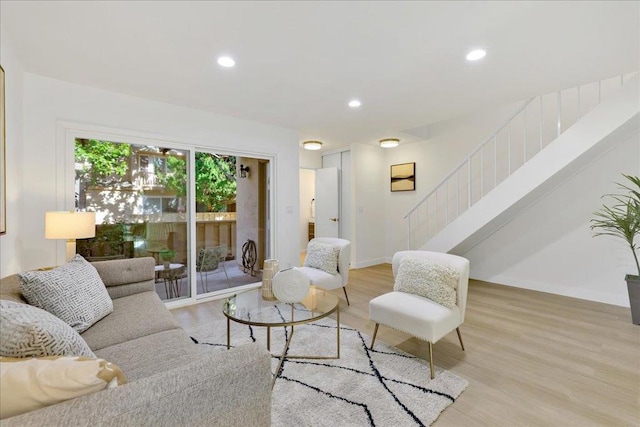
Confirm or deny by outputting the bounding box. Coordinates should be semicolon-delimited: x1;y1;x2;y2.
405;72;640;254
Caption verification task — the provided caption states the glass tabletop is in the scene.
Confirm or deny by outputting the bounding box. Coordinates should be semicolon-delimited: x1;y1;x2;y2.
223;286;339;327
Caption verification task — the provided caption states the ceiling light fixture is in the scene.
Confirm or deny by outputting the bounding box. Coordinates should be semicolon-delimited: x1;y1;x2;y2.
379;138;400;148
348;100;362;108
303;140;323;151
217;56;236;68
466;49;486;61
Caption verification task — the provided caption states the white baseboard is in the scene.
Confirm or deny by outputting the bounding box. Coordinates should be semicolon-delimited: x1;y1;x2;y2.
473;273;630;307
353;258;387;269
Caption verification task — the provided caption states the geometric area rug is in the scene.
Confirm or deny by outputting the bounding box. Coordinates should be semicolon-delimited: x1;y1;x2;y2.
188;316;468;426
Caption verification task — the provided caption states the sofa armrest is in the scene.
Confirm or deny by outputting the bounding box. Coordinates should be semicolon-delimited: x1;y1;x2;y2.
91;257;156;299
2;343;272;426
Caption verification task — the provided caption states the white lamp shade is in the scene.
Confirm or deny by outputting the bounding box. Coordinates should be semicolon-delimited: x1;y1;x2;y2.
45;211;96;240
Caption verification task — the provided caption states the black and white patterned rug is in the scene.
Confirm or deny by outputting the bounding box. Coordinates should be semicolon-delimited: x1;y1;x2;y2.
188;316;468;426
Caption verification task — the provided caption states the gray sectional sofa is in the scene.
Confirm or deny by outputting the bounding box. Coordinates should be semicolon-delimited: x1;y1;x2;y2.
0;257;272;426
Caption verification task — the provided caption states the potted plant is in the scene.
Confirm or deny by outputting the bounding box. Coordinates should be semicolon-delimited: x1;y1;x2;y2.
159;248;176;269
591;174;640;325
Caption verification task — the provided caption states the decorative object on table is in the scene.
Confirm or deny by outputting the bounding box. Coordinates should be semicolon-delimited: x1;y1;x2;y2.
189;315;468;426
272;268;310;303
159;248;176;269
591;174;640;325
261;259;279;300
45;211;96;261
241;239;257;276
390;162;416;192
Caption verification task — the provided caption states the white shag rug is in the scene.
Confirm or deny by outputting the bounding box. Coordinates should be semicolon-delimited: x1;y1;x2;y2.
188;315;468;426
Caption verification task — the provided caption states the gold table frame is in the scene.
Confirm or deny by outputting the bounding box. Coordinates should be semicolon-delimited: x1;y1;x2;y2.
223;287;340;388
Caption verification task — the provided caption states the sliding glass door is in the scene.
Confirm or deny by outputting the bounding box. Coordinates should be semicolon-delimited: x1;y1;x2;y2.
74;138;271;302
74;138;191;301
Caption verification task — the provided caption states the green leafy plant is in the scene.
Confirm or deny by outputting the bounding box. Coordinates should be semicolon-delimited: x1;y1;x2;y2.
159;248;176;262
591;174;640;277
75;139;131;186
159;153;237;212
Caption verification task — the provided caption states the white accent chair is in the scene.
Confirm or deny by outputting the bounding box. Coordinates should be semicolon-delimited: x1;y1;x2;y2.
369;250;470;379
297;237;351;305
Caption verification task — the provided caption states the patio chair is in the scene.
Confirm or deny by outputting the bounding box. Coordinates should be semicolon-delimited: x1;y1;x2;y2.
197;245;231;292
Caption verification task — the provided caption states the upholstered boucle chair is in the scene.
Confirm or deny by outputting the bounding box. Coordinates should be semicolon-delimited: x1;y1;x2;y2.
296;237;351;305
369;250;470;379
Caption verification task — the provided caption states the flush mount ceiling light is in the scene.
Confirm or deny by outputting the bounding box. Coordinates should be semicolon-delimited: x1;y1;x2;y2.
217;56;236;67
348;99;362;108
303;140;323;150
379;138;400;148
466;49;486;61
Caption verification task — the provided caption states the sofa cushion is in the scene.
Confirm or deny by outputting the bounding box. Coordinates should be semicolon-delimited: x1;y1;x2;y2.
0;275;27;304
19;255;113;333
95;329;202;381
304;241;340;275
81;291;181;351
0;355;127;419
394;257;459;309
0;300;95;358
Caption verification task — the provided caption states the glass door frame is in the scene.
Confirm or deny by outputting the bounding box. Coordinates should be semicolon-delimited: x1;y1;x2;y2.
61;123;276;308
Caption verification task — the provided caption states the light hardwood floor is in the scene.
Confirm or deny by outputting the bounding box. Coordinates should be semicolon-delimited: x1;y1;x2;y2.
171;264;640;426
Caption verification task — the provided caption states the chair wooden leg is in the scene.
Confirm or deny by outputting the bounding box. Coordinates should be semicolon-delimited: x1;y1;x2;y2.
428;341;435;379
342;287;350;306
456;327;465;351
370;323;379;349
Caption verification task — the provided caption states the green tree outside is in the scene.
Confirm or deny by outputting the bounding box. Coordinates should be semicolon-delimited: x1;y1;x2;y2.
162;153;237;212
75;139;131;185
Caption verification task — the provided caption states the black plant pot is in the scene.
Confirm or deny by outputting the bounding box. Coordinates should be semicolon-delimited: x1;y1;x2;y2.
626;275;640;325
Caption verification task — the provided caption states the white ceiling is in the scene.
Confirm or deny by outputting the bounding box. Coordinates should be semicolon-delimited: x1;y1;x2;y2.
2;1;638;151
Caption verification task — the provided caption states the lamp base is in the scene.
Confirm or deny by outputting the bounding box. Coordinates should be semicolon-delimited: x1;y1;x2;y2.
65;240;77;262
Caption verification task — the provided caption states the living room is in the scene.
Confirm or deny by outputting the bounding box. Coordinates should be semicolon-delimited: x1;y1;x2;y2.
1;1;638;425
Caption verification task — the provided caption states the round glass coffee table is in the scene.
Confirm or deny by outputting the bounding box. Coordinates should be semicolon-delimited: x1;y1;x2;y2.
223;286;340;387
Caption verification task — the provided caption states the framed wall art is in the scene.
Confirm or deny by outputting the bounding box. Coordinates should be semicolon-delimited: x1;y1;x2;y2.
0;65;5;235
390;162;415;192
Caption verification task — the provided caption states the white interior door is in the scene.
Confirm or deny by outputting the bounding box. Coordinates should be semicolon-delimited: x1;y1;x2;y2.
315;167;339;238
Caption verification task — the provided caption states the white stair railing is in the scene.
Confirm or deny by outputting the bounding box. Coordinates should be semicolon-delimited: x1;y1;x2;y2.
405;72;639;250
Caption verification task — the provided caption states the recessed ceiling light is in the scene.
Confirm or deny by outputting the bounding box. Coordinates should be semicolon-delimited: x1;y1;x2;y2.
466;49;486;61
348;100;362;108
217;56;236;68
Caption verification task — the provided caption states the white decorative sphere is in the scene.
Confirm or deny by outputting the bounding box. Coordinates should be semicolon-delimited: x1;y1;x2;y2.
272;268;311;303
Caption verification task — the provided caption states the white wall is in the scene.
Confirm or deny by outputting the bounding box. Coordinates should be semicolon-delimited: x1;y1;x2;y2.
0;26;24;276
299;147;322;169
299;168;315;253
464;131;639;307
352;143;386;268
383;101;523;260
20;73;300;271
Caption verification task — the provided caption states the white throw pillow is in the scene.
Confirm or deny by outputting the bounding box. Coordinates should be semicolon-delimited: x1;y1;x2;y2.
394;257;459;309
19;255;113;333
0;300;95;358
0;355;127;419
304;241;340;275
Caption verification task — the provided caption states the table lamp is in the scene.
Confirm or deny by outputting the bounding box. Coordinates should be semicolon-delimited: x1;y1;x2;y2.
45;211;96;261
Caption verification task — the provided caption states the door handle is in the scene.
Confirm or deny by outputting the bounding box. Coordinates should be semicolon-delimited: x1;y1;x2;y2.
330;218;339;222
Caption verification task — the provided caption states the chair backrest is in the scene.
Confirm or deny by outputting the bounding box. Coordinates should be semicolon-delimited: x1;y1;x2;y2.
307;238;351;286
197;245;227;272
392;251;470;322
